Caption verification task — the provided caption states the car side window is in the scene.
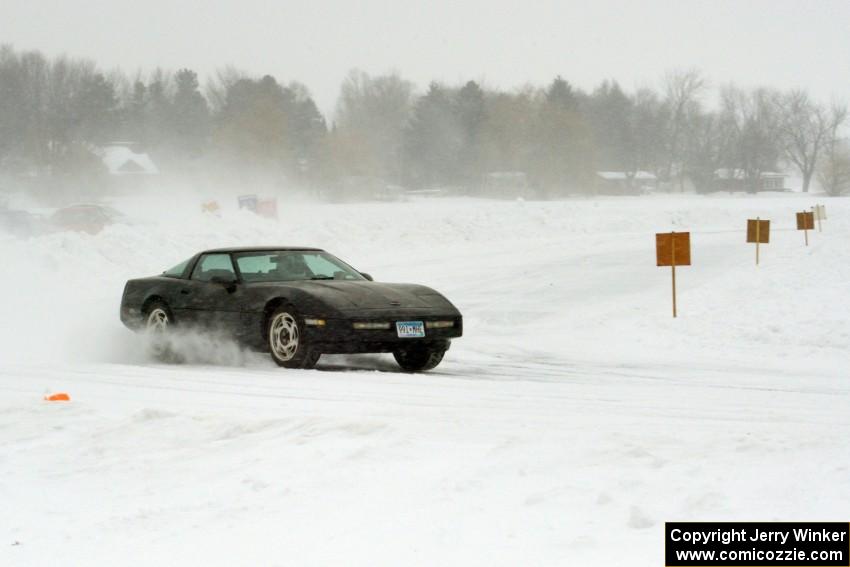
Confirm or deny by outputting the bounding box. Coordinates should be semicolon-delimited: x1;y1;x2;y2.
191;253;236;282
163;257;192;278
236;254;276;277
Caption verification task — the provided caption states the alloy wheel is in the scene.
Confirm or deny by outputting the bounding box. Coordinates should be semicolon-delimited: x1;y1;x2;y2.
270;312;300;361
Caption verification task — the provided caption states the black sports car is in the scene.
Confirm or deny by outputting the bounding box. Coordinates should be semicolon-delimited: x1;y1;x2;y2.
120;247;463;371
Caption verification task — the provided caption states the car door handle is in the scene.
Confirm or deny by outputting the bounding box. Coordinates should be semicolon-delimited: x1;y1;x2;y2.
180;289;190;295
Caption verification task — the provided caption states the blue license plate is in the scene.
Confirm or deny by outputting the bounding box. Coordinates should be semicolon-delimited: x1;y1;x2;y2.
396;321;425;338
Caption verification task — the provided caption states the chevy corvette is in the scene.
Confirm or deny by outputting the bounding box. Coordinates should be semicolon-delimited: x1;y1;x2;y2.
120;247;463;371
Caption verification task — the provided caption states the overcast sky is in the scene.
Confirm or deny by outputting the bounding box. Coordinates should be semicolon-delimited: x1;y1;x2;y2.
2;0;848;117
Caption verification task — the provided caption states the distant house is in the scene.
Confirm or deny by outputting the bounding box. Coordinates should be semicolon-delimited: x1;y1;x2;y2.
596;171;658;195
331;176;404;202
96;144;158;176
712;169;787;192
483;171;530;198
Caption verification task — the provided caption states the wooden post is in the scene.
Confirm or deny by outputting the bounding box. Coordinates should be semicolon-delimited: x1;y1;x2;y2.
755;217;760;266
671;232;677;318
816;205;823;232
797;211;813;245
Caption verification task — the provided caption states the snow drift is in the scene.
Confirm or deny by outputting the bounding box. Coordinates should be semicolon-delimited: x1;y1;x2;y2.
1;192;848;566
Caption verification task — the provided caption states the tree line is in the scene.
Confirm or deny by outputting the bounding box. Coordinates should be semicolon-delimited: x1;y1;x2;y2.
1;44;848;198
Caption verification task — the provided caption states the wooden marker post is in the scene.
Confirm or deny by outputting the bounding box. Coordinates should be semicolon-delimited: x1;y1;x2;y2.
672;238;677;317
796;211;814;246
814;204;826;232
746;218;770;265
655;231;691;318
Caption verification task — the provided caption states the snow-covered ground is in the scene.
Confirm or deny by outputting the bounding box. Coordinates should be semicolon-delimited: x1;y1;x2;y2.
1;192;848;566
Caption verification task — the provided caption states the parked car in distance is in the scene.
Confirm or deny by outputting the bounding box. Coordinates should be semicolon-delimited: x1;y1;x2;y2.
51;204;126;234
120;247;463;371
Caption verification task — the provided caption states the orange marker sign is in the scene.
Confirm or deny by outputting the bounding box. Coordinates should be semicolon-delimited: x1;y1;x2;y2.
44;393;70;402
201;200;220;214
656;231;691;317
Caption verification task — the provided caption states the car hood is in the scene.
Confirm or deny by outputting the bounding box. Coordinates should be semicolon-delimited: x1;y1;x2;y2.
267;280;458;311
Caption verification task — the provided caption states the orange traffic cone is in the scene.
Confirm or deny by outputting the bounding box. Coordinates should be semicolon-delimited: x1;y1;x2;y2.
44;393;70;402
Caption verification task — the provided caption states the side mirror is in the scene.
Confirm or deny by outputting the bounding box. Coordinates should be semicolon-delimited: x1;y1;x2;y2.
360;272;374;281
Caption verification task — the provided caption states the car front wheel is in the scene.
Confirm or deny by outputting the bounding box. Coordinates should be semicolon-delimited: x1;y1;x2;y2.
267;306;320;369
393;346;446;372
144;301;174;360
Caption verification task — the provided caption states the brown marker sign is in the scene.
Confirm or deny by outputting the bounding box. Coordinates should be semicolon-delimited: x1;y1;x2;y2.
796;211;814;230
656;231;691;317
747;218;770;265
796;211;814;246
746;219;770;243
656;232;691;266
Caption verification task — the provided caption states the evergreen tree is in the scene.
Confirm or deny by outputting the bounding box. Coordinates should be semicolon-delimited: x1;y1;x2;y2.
587;80;634;171
404;82;462;187
480;89;536;178
530;76;593;195
171;68;210;158
71;72;118;144
144;70;173;150
286;80;327;180
214;74;326;181
455;80;486;189
0;46;27;167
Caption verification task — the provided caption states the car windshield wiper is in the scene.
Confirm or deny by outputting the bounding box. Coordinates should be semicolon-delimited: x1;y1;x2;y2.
309;275;335;280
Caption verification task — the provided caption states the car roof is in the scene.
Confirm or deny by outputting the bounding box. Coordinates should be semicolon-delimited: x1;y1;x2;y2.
200;246;326;254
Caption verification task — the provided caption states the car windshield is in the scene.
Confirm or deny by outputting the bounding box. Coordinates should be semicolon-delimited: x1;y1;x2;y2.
234;251;366;282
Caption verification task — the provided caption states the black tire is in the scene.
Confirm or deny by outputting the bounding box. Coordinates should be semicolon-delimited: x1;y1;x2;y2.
266;304;320;369
393;346;446;372
142;300;177;361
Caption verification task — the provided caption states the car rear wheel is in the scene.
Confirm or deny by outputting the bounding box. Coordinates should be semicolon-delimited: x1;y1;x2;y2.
267;306;320;369
393;346;446;372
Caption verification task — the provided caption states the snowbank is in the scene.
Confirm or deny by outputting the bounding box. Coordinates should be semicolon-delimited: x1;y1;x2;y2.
1;193;848;566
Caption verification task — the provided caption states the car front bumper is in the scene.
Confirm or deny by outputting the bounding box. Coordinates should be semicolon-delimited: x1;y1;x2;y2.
301;314;462;354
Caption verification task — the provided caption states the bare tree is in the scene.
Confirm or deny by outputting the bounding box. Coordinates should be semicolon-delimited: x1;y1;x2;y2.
333;69;413;183
631;87;667;178
663;68;705;190
205;66;248;113
682;108;725;193
776;91;847;193
818;142;850;196
817;104;849;195
718;85;782;193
